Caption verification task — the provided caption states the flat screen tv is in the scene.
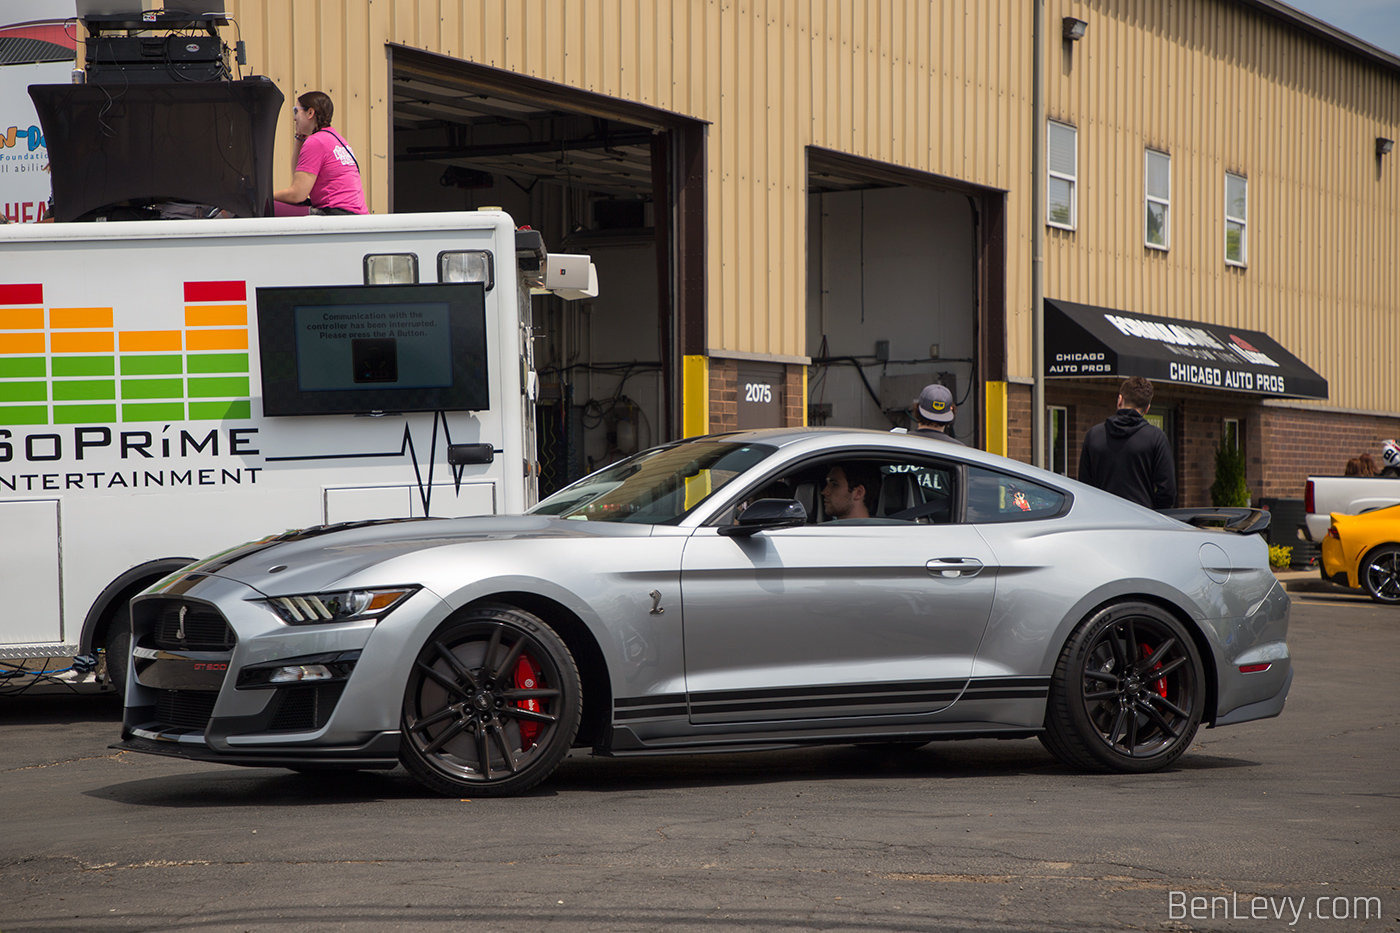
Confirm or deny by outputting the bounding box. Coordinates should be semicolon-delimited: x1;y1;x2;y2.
256;283;489;416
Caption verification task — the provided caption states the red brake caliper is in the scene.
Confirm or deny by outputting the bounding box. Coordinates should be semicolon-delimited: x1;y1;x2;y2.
1140;643;1168;698
513;654;543;748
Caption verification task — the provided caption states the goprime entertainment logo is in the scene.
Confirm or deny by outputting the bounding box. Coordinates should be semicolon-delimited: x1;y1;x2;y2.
1169;890;1383;926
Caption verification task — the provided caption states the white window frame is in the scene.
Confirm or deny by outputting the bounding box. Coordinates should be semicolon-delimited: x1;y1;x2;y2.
1225;172;1248;266
1144;149;1170;250
1047;121;1078;231
1223;418;1241;452
1048;405;1070;475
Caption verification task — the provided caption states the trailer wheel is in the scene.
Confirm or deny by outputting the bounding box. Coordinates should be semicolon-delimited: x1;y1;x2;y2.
105;610;132;698
86;559;196;699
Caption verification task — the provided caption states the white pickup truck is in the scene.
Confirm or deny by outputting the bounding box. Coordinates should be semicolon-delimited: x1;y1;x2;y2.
1301;475;1400;542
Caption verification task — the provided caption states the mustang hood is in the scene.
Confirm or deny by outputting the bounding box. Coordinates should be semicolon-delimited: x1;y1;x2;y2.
174;515;657;596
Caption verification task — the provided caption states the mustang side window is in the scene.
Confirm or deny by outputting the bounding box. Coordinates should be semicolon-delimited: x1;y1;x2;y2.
875;461;955;523
964;465;1067;523
819;458;956;525
718;457;956;526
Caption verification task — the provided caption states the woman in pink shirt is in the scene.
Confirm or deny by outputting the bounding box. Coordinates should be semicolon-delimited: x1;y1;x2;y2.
273;91;367;215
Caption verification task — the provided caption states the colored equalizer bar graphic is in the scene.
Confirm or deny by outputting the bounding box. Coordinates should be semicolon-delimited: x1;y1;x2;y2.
0;282;251;425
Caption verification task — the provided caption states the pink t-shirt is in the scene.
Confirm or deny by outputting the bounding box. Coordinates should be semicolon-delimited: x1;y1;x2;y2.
295;127;367;214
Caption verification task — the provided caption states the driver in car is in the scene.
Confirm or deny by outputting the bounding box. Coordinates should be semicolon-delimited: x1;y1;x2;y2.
821;463;879;521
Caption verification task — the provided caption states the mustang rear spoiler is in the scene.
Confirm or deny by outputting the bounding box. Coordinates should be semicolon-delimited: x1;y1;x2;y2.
1160;507;1270;536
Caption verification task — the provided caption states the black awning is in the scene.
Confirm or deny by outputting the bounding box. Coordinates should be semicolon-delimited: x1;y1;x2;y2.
1045;299;1328;400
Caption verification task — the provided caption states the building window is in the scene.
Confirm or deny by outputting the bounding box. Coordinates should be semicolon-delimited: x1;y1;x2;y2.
1048;121;1077;230
1225;173;1248;266
1048;406;1069;475
1145;408;1176;459
1223;418;1241;451
1145;149;1170;250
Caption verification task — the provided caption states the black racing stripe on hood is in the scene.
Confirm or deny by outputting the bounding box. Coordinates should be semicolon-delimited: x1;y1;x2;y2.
189;517;442;576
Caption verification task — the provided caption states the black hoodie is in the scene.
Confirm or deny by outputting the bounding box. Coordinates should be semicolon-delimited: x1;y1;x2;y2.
1077;408;1176;509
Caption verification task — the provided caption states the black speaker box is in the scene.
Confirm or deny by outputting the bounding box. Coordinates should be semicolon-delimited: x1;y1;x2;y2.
29;78;284;220
87;35;224;64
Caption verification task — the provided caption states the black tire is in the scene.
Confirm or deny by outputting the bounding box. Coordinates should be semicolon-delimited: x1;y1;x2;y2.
1040;602;1205;773
1360;545;1400;605
104;611;132;699
400;604;581;797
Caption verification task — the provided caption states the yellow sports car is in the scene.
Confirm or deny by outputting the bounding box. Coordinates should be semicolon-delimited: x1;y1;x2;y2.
1321;503;1400;604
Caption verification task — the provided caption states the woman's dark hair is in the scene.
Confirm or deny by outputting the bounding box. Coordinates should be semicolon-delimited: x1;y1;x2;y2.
297;91;334;132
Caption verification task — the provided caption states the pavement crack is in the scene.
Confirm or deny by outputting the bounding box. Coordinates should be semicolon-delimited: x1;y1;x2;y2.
3;750;129;772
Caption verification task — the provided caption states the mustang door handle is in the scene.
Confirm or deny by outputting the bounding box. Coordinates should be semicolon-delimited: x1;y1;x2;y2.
926;557;984;578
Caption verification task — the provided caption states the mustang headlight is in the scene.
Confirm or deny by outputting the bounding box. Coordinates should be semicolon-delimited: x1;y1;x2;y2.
263;587;419;625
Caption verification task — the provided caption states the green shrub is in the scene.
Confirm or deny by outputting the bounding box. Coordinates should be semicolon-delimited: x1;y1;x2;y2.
1210;441;1250;507
1269;544;1293;569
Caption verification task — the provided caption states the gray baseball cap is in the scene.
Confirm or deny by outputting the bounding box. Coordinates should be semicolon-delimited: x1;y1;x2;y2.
917;384;955;423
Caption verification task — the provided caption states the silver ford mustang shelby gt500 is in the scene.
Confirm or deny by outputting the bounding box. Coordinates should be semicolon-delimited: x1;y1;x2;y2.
116;428;1292;796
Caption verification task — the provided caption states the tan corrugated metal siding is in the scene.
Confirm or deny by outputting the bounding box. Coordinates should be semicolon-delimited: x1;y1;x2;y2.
226;0;1032;367
1051;0;1400;413
227;0;1398;413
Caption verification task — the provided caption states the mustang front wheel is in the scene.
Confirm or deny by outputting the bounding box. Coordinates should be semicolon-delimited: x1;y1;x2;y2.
1041;602;1205;773
1360;545;1400;604
401;605;581;797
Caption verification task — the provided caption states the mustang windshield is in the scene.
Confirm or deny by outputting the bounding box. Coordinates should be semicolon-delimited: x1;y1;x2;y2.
529;441;776;523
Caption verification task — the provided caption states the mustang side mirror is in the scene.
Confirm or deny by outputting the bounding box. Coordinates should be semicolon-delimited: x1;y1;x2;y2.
448;443;495;466
718;498;807;537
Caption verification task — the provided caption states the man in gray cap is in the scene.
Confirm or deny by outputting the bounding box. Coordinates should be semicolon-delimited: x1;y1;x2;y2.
911;383;965;446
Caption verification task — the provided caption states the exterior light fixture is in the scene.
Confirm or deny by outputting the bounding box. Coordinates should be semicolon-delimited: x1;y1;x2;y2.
1063;17;1088;41
1377;137;1394;156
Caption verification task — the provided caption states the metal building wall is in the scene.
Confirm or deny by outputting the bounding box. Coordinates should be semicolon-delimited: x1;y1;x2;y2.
1050;0;1400;415
224;0;1398;415
223;0;1032;369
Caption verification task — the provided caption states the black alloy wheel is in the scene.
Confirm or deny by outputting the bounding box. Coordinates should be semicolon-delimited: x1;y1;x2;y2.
400;605;580;797
1041;602;1205;773
1360;545;1400;605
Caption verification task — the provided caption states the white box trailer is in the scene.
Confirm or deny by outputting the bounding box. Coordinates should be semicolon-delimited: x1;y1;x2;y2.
0;210;589;688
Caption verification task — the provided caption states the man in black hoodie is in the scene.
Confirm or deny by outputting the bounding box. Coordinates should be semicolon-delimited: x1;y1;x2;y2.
1077;376;1176;509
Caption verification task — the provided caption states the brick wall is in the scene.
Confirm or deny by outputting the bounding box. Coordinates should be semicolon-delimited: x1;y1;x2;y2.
1044;383;1265;507
708;358;737;433
783;366;806;426
1258;407;1400;498
1177;397;1253;506
707;359;807;433
1007;383;1033;463
1038;381;1400;507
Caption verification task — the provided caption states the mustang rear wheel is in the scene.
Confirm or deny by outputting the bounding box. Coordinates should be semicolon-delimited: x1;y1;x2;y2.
400;605;581;797
1041;602;1205;773
1360;545;1400;604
